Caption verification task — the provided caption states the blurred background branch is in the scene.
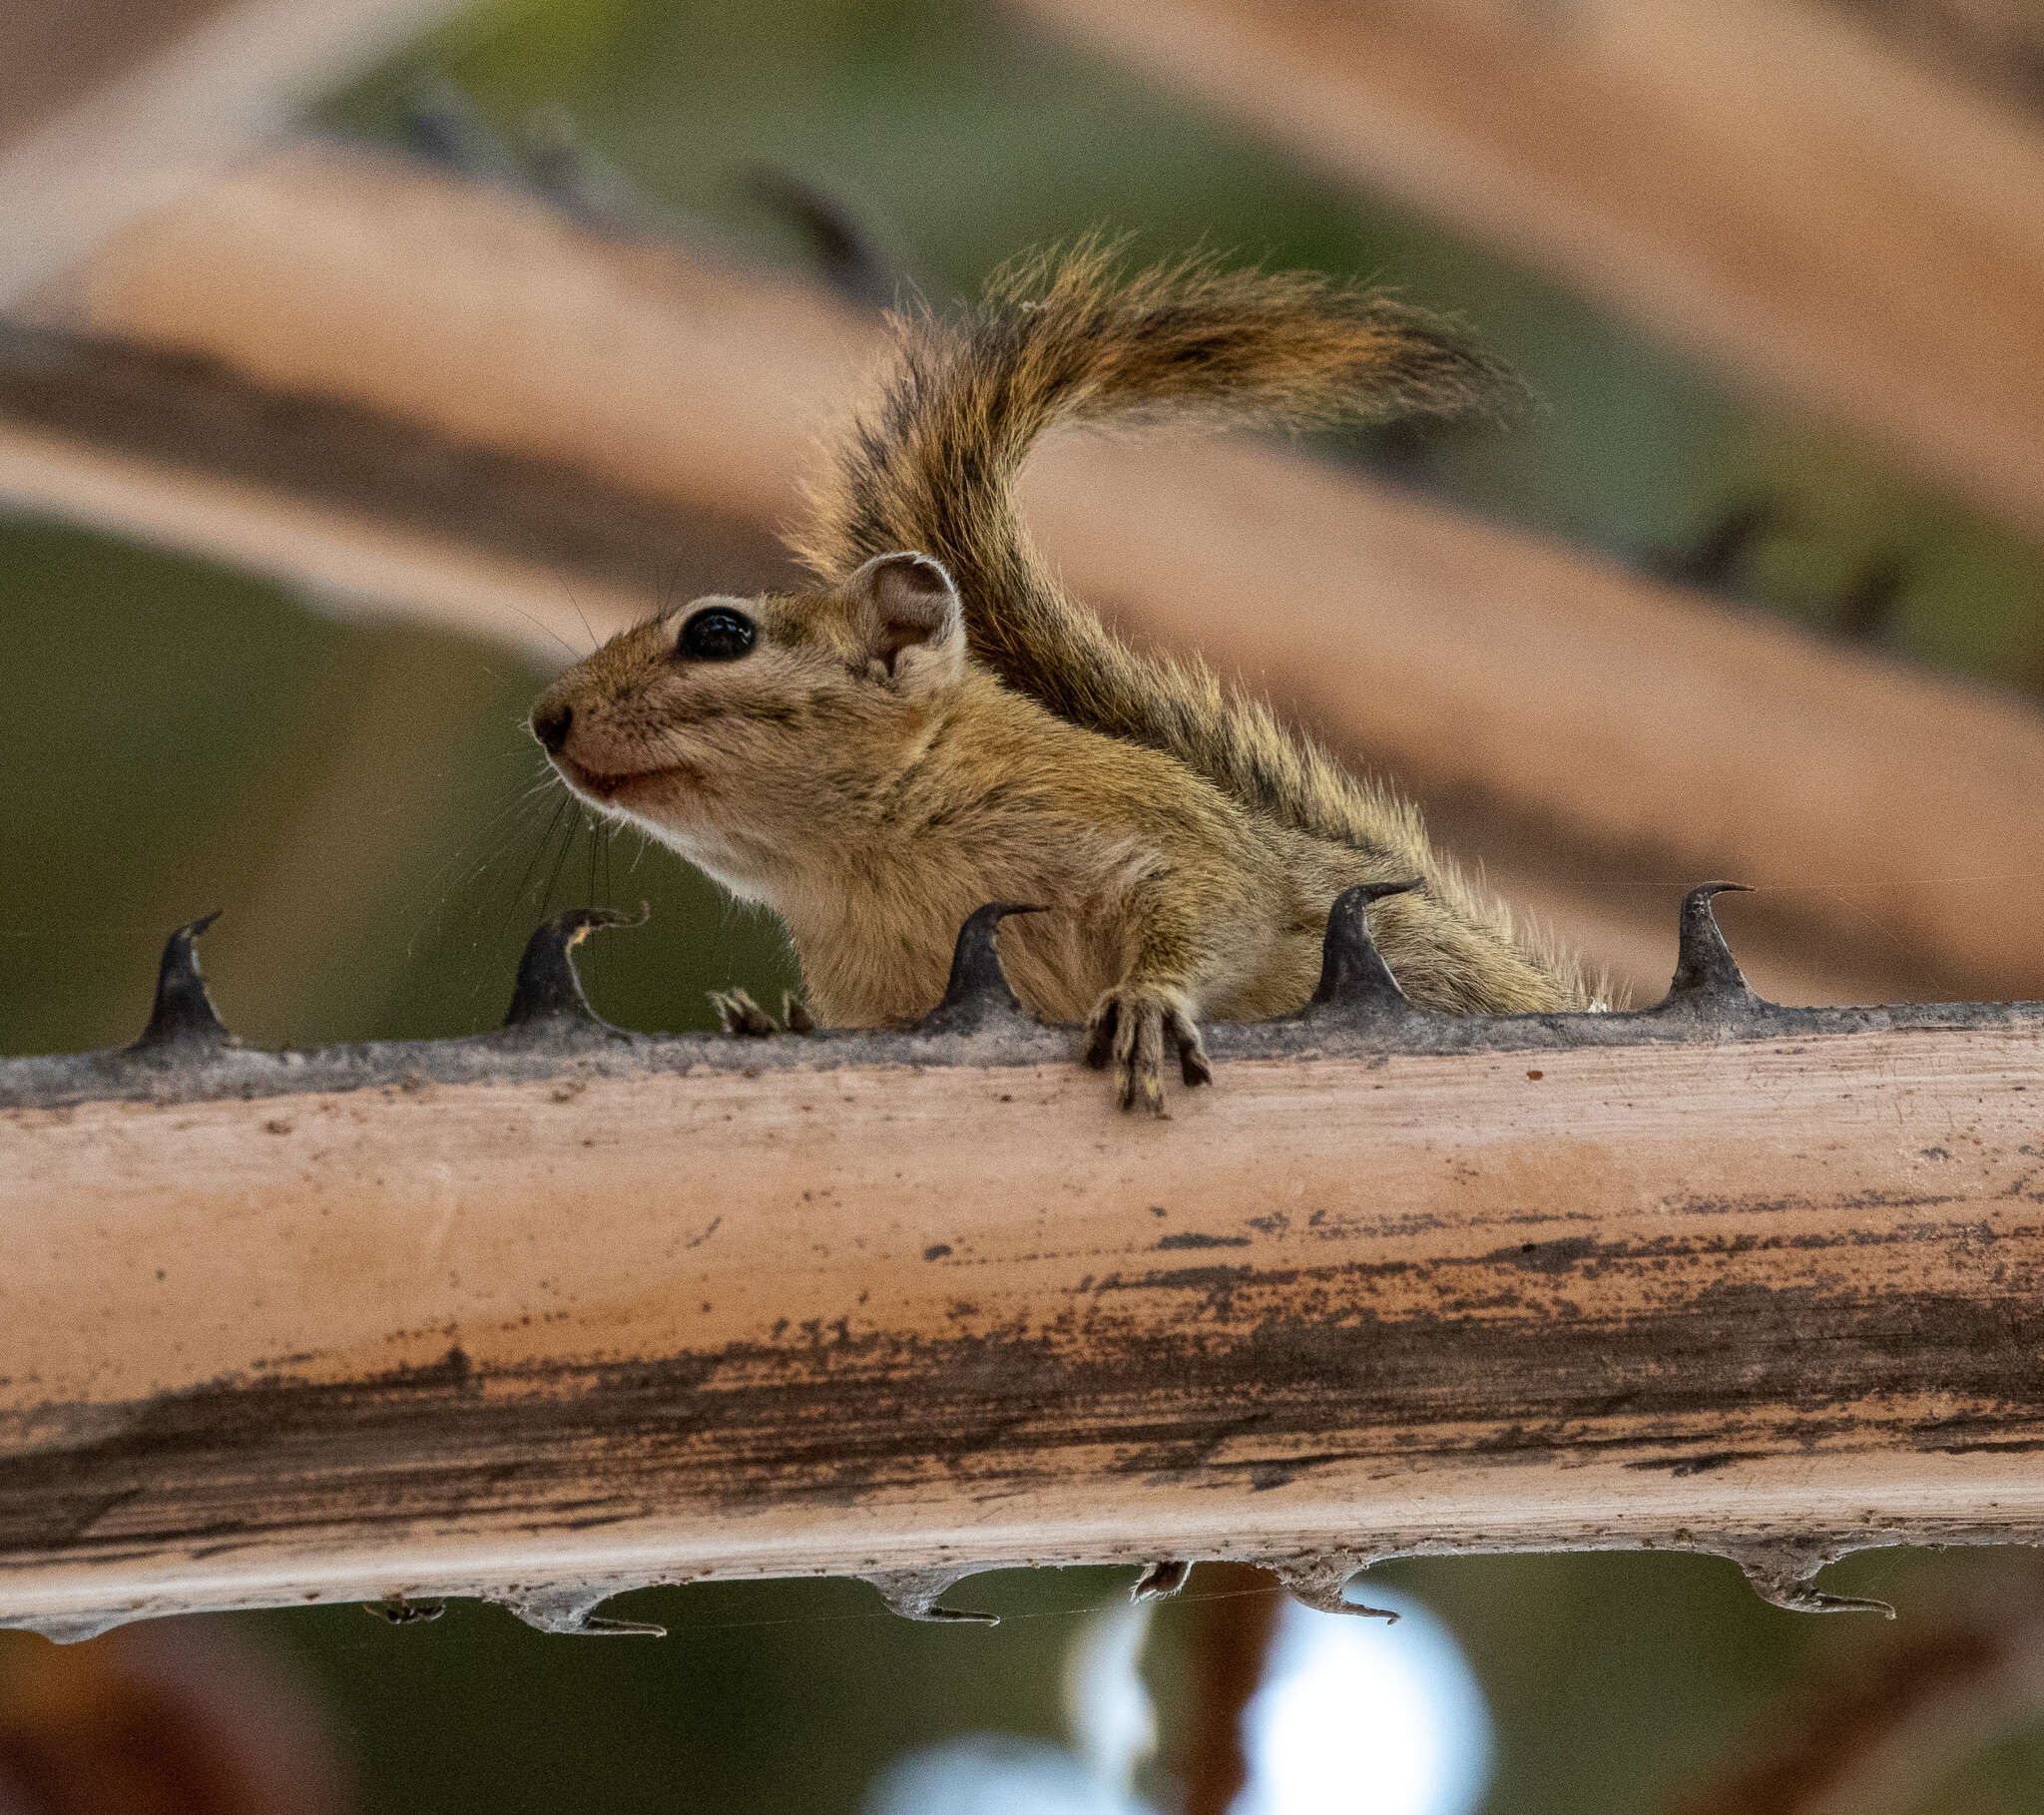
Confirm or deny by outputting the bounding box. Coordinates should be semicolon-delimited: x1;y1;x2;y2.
1005;0;2044;542
1665;1560;2044;1815
0;0;474;307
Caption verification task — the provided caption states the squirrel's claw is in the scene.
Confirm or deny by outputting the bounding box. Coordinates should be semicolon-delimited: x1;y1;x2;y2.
711;988;777;1036
1087;986;1212;1115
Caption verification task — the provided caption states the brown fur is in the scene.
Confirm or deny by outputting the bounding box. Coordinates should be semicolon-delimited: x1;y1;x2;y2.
532;246;1597;1113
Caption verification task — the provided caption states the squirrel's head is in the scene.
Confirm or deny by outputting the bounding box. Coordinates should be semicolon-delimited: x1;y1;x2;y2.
528;552;967;898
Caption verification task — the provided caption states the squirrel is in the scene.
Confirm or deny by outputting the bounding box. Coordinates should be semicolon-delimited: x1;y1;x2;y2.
529;243;1597;1113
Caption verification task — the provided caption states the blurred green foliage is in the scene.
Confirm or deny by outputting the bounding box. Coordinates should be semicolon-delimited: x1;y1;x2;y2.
265;1572;1109;1815
231;1548;2044;1815
7;0;2044;1809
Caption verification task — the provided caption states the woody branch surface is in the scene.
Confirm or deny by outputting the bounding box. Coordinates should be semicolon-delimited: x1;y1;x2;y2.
11;146;2044;1005
1;904;2043;1640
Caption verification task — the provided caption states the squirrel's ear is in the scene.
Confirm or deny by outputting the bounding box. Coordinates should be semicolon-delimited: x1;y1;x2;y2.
844;552;964;688
849;547;968;690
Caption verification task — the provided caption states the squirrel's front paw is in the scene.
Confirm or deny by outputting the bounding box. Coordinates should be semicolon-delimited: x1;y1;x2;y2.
1085;986;1214;1116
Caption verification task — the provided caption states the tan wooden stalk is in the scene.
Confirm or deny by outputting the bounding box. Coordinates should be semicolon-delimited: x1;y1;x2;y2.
2;903;2041;1640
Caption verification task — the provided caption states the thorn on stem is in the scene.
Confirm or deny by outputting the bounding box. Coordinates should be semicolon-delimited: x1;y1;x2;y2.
1305;881;1422;1019
1132;1560;1192;1601
129;913;232;1054
1734;1549;1894;1618
1659;883;1761;1013
1647;496;1788;595
1833;550;1909;644
865;1569;1000;1625
497;1587;665;1636
502;905;643;1033
918;904;1042;1037
364;1597;445;1626
745;168;901;308
1274;1557;1399;1622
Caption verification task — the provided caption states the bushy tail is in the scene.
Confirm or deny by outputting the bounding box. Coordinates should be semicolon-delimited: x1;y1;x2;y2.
789;240;1516;858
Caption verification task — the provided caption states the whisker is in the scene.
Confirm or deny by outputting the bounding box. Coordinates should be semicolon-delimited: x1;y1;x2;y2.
404;765;561;914
537;803;584;917
512;794;575;917
562;584;600;655
499;598;586;662
459;802;566;894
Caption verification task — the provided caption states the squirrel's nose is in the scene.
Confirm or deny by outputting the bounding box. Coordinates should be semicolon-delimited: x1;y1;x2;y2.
530;700;573;753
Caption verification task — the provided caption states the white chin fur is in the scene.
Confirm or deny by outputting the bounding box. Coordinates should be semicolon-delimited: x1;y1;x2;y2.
609;803;775;906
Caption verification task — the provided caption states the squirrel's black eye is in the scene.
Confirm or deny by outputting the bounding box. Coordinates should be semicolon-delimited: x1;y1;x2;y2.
677;606;757;662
